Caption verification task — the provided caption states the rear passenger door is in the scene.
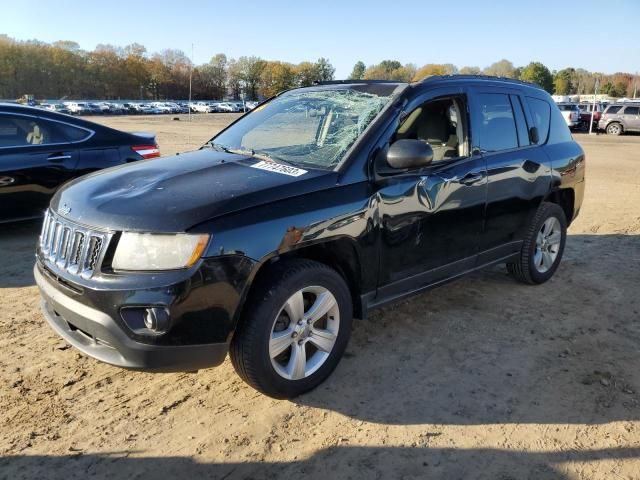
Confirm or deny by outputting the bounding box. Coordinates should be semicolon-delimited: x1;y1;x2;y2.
621;106;640;131
468;88;552;263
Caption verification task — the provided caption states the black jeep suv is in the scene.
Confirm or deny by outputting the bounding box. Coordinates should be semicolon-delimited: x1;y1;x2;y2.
35;76;585;398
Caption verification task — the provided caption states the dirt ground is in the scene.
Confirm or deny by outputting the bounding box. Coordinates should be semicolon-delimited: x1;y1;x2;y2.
1;114;640;479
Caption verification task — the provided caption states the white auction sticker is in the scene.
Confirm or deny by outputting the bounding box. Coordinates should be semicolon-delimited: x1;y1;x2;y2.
250;160;308;177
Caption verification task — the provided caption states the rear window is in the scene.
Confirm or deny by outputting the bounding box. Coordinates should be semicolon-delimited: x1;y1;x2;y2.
526;97;551;144
605;105;622;114
623;106;639;115
557;104;577;111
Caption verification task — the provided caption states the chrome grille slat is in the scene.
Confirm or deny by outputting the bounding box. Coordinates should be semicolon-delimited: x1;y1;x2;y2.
38;210;112;279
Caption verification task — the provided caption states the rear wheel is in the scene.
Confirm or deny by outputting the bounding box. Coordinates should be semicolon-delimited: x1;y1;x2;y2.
507;202;567;285
230;259;352;399
606;122;623;136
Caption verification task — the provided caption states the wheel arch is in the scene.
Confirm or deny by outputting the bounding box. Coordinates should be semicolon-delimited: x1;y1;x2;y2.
544;187;575;225
232;237;366;334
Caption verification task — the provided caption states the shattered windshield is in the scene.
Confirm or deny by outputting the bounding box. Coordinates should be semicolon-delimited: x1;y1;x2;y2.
209;85;396;170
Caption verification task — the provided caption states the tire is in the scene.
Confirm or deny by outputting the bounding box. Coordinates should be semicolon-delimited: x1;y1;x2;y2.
606;122;623;136
507;202;567;285
230;259;353;399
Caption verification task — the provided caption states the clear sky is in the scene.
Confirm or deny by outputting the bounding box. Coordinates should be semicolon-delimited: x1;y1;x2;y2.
2;0;638;78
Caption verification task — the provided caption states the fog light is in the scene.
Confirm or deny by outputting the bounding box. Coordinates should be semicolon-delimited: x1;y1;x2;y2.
143;307;171;334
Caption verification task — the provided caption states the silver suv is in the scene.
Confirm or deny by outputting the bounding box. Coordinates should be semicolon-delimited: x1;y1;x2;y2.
598;103;640;135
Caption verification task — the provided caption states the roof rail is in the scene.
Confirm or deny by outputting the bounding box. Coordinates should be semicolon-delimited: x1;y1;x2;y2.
417;74;542;90
311;79;404;85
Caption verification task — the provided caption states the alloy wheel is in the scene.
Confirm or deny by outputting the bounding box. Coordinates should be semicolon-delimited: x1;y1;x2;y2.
534;216;562;273
269;286;340;380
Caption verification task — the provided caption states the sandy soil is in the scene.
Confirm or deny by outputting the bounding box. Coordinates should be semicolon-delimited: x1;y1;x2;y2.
1;115;640;479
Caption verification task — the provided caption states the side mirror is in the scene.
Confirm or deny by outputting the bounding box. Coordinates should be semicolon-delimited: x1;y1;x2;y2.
529;126;539;144
386;139;434;170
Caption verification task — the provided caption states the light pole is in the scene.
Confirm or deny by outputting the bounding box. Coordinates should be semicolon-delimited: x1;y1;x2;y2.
188;43;194;122
589;78;599;135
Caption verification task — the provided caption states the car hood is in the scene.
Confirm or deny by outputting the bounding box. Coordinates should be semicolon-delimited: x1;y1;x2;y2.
51;149;338;232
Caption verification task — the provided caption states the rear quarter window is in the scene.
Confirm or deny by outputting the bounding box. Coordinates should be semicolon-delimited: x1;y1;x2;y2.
525;97;551;144
605;105;622;114
548;102;573;144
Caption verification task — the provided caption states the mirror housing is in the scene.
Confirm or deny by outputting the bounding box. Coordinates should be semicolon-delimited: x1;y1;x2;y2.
386;139;434;170
529;126;539;144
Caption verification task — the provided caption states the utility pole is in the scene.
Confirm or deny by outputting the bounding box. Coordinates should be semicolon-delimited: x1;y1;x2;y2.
188;43;194;122
589;78;599;135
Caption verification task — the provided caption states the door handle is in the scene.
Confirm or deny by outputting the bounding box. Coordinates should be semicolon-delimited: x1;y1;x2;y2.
47;154;72;162
457;172;485;186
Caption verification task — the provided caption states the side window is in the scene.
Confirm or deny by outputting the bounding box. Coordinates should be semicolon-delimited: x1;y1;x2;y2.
0;115;73;147
605;105;622;114
395;96;468;161
55;122;91;142
509;95;530;147
623;106;639;115
0;116;28;147
526;97;551;144
476;93;518;152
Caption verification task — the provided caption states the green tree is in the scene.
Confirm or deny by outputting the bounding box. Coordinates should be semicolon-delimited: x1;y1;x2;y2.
295;61;320;86
260;61;296;97
315;57;335;82
554;68;575;95
413;63;457;81
459;66;481;75
483;59;517;78
363;60;415;81
520;61;553;93
349;61;366;80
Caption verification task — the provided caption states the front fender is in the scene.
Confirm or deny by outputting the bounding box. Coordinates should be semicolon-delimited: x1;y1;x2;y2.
190;183;379;321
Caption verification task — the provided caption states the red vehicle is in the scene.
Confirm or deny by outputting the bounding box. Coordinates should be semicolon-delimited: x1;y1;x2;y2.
577;103;607;130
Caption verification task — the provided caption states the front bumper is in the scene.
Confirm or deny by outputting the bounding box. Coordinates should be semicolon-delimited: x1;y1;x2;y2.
34;254;254;371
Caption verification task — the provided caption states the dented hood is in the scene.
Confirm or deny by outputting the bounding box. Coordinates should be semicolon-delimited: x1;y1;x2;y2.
51;149;337;232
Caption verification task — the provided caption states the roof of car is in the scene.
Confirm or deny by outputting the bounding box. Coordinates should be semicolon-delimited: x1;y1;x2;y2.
416;74;544;91
312;75;544;94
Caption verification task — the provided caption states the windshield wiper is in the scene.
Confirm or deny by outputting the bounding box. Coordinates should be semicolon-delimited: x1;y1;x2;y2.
207;142;300;168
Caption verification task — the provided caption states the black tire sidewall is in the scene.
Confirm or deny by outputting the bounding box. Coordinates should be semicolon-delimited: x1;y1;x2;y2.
241;262;352;398
526;205;567;284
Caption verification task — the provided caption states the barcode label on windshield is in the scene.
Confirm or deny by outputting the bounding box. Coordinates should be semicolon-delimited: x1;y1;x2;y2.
250;160;308;177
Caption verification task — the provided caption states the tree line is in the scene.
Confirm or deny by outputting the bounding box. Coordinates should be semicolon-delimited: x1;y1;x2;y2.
0;35;637;101
350;59;639;98
0;36;335;101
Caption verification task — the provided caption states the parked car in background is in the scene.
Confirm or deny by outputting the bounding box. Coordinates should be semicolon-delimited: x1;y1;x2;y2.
139;104;160;115
217;102;237;112
598;103;640;135
556;103;581;129
150;102;172;114
0;103;160;223
34;77;585;399
64;102;89;115
578;103;606;122
42;103;72;115
191;102;210;113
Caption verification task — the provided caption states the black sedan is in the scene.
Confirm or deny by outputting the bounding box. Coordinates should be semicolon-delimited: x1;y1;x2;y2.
0;103;160;223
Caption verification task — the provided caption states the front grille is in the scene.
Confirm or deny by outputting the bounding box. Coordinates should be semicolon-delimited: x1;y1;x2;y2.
39;210;112;279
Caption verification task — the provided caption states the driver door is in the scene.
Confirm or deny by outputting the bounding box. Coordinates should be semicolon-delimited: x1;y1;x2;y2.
375;88;487;301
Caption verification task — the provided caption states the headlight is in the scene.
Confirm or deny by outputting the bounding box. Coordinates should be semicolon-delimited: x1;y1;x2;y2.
112;233;209;271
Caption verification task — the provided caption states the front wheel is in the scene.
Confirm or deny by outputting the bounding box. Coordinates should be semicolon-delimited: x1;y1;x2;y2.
507;202;567;284
230;259;352;399
606;122;623;136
